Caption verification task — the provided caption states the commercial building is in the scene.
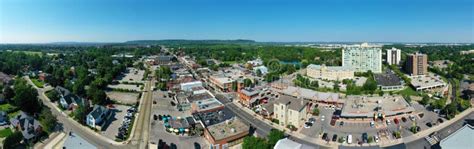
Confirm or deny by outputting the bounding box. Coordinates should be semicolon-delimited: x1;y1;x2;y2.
274;138;315;149
374;70;404;91
204;118;250;148
180;81;203;92
386;47;401;65
271;83;342;106
238;88;262;108
406;52;428;76
342;45;383;73
273;95;309;128
439;124;473;149
340;95;415;119
410;74;447;92
306;64;354;81
209;76;235;92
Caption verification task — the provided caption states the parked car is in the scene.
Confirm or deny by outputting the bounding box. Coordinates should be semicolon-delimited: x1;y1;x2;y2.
304;122;312;128
374;135;379;143
339;121;344;126
409;115;416;121
332;134;338;142
309;118;316;124
322;133;328;141
330;119;337;126
386;119;391;125
394;118;399;124
370;121;375;127
347;135;353;144
438;118;444;123
426;122;433;127
401;117;407;122
362;133;368;143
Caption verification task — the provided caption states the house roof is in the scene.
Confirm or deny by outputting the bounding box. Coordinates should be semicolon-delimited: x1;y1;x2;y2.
89;105;108;119
9;111;42;140
275;95;308;111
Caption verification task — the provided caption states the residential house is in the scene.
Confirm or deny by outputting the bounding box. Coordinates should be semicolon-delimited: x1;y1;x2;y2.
273;95;309;128
86;105;110;128
10;111;43;142
55;86;84;110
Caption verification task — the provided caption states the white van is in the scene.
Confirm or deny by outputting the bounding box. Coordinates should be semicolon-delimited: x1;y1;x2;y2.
347;135;353;144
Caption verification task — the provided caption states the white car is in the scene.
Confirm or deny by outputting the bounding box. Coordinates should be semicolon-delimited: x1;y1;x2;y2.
386;119;391;125
374;135;379;143
370;121;375;127
347;135;352;144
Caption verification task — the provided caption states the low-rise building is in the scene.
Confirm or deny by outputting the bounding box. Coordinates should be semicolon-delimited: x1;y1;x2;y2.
439;124;473;149
374;70;404;91
180;81;203;92
273;95;309;128
204;118;250;148
55;86;85;110
340;95;415;119
253;65;268;75
86;105;110;128
410;74;447;92
306;64;354;81
10;111;43;142
209;76;235;92
274;138;315;149
271;83;342;106
238;88;262;107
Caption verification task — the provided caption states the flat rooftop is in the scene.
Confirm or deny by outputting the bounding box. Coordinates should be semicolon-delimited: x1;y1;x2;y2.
271;84;340;103
187;92;214;103
341;95;415;118
375;70;403;86
410;73;446;90
194;98;224;112
206;118;249;141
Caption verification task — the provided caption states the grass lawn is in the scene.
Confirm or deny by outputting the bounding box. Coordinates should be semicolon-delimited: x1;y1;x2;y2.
0;128;13;138
397;86;419;96
0;103;15;111
31;79;45;88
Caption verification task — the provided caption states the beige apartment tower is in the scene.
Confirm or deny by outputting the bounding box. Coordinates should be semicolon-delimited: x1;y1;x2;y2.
406;52;428;76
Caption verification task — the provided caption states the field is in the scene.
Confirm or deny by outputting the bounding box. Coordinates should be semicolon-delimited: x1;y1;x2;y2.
0;128;13;138
31;79;45;88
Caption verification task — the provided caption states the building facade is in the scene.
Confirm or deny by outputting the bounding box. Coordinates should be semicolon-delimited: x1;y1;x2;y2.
273;95;308;128
306;64;354;81
342;46;382;73
386;47;401;65
406;52;428;76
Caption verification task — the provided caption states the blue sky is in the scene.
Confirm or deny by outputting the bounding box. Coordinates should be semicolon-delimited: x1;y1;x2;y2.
0;0;473;43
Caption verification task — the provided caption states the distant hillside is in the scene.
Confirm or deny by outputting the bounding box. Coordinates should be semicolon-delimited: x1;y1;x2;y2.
124;39;256;45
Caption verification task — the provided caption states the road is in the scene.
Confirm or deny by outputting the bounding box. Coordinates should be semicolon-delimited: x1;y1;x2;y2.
25;77;134;149
131;78;154;149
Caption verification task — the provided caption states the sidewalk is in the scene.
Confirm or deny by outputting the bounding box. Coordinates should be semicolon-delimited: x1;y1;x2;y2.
34;132;65;149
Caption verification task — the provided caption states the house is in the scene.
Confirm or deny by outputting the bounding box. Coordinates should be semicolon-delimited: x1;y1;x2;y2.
55;86;84;110
86;105;110;128
0;72;13;85
273;95;309;128
10;111;43;142
0;111;8;126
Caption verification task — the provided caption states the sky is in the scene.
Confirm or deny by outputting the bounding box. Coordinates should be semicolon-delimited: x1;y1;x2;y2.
0;0;473;43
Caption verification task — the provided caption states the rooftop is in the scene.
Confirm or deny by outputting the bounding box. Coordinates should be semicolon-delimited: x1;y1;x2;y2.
187;92;214;103
206;118;249;141
271;85;340;103
410;73;446;89
374;70;403;86
307;64;352;71
440;124;474;149
240;88;261;97
341;95;415;118
194;98;224;113
274;95;308;111
62;132;97;149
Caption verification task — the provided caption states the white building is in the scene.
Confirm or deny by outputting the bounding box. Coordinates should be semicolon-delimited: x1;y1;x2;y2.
386;47;401;65
247;57;263;67
180;81;203;91
306;64;354;81
253;65;268;75
273;95;308;128
342;44;383;73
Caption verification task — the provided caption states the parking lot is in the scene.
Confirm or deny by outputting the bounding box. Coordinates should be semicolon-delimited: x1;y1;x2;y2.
106;91;140;105
107;84;143;92
100;104;134;140
149;90;209;148
116;67;145;83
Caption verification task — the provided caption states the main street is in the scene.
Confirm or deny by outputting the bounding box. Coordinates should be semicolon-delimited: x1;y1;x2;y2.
132;77;154;149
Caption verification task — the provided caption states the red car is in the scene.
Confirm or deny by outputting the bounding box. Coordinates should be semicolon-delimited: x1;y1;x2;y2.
394;118;399;124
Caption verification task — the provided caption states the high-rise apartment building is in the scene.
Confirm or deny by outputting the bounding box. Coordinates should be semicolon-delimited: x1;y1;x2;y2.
342;44;382;73
406;52;428;76
386;47;401;65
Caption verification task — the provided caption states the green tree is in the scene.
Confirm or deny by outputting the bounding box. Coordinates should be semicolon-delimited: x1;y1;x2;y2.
244;78;253;87
2;86;14;100
73;105;88;124
13;79;42;114
3;131;23;148
46;90;60;102
267;129;285;147
420;95;430;106
312;108;320;116
242;136;269;149
39;107;58;133
431;98;447;109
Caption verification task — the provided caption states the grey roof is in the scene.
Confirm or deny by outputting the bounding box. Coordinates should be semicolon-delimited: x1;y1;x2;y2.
274;138;316;149
10;111;42;140
262;101;275;114
275;95;308;111
240;88;260;97
187;92;214;102
55;86;71;96
374;70;403;86
63;132;97;149
89;105;108;119
0;72;13;84
440;124;474;149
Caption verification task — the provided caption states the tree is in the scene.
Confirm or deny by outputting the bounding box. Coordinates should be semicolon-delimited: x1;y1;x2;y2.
431;98;447;109
46;90;60;102
13;79;42;114
73;105;88;124
363;76;377;94
267;129;285;147
420;95;430;106
242;136;268;149
39;107;58;133
87;85;107;105
3;86;14;100
312;108;320;116
3;131;23;148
